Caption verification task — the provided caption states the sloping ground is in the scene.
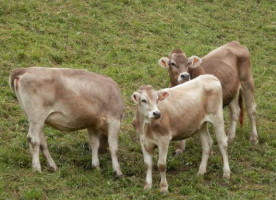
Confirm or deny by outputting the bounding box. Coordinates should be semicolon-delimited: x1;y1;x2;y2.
0;0;275;199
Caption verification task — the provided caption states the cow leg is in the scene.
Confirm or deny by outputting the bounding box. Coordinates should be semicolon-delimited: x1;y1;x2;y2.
39;133;57;171
174;140;186;156
241;81;258;143
227;98;240;143
99;133;108;154
87;128;100;170
157;140;170;193
27;122;43;172
107;119;122;177
212;117;231;179
197;123;213;176
140;138;154;190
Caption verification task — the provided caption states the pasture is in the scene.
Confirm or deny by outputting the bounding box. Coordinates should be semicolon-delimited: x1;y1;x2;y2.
0;0;275;199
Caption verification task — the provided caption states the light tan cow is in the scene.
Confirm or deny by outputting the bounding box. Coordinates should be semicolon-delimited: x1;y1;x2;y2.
9;67;125;176
132;75;230;193
159;41;257;155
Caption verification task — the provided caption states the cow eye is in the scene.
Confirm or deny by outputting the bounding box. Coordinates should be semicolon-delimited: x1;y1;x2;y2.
170;62;176;66
141;99;147;103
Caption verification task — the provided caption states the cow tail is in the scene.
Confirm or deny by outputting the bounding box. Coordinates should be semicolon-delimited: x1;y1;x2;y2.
9;74;17;93
9;68;27;93
238;89;244;127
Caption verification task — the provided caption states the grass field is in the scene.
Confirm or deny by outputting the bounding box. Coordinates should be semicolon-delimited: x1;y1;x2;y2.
0;0;275;199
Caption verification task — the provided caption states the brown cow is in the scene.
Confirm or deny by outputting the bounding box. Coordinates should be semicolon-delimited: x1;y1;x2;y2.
158;41;257;155
9;67;125;176
132;75;230;193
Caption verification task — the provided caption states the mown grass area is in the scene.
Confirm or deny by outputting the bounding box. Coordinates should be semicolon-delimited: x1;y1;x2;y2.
0;0;275;199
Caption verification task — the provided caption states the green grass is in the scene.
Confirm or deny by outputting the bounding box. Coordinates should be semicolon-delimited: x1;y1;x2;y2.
0;0;275;199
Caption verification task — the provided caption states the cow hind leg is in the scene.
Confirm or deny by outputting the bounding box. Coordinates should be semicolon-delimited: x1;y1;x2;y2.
241;81;258;143
99;133;108;154
87;128;100;170
40;132;57;171
227;98;240;143
174;140;186;156
107;119;123;177
212;118;231;179
27;122;43;172
197;123;213;176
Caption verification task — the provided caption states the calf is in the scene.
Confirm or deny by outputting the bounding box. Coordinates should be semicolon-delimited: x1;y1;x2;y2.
9;67;124;176
159;41;258;155
132;75;230;193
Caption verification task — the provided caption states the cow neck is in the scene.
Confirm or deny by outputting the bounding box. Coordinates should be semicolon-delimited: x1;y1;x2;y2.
189;65;206;79
170;81;178;88
137;111;150;136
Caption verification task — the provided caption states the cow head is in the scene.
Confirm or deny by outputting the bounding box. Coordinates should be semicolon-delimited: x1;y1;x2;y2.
131;85;169;122
158;49;202;86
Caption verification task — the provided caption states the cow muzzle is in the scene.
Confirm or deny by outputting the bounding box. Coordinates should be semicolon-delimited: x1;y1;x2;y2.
149;110;161;119
178;72;190;83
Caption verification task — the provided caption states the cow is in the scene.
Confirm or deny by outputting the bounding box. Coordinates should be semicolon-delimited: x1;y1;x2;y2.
9;67;124;176
131;75;231;193
158;41;258;155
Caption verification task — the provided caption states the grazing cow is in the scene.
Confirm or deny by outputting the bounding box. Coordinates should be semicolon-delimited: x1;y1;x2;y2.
158;41;257;155
9;67;124;176
132;75;231;193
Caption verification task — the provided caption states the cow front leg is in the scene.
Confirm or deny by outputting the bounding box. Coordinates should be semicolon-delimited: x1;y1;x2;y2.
40;132;57;171
140;138;154;190
174;140;186;156
107;120;123;177
157;140;170;193
27;122;43;172
87;128;100;170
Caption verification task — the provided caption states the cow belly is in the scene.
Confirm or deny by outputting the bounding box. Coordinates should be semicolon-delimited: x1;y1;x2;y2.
171;132;195;141
45;111;101;132
171;119;205;141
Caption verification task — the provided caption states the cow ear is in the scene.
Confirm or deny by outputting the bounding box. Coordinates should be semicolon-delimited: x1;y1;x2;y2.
158;57;170;69
187;56;202;69
131;92;140;104
157;90;170;101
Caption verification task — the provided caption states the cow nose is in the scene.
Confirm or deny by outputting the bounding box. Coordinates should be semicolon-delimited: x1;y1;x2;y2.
153;111;161;118
180;73;190;80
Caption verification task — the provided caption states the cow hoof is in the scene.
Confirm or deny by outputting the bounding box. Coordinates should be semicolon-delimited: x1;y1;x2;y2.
197;171;205;176
227;136;234;144
250;136;258;145
144;184;151;190
92;164;101;171
113;170;123;178
223;172;231;179
49;165;58;171
33;167;42;173
174;149;183;157
160;187;168;193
